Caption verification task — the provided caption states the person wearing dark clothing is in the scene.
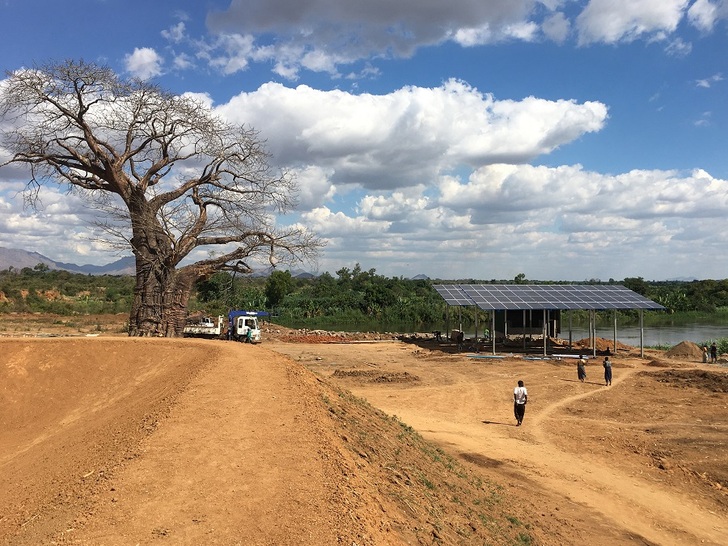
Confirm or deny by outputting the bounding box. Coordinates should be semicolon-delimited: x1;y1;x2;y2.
710;342;718;364
513;380;528;426
603;357;612;386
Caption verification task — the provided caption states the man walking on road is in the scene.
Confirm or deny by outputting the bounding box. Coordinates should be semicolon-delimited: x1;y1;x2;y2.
513;380;528;426
603;356;613;386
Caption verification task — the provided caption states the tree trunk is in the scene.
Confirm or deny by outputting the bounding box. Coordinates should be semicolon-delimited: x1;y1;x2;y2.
128;259;196;337
126;201;198;337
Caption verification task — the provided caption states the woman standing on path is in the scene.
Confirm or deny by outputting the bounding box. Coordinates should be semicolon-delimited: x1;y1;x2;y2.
603;357;612;386
513;380;528;426
577;355;587;382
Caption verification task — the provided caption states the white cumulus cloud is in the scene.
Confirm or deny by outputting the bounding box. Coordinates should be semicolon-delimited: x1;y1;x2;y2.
214;80;608;195
687;0;720;31
576;0;689;45
301;164;728;279
124;47;164;80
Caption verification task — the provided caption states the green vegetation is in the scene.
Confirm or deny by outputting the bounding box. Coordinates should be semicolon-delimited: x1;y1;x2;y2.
0;265;134;314
698;337;728;355
6;266;728;337
506;515;523;526
623;276;728;314
190;263;447;331
272;265;445;330
517;532;534;545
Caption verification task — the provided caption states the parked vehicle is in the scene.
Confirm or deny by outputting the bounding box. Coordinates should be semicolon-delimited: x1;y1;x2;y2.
227;310;266;343
183;310;267;342
183;315;225;338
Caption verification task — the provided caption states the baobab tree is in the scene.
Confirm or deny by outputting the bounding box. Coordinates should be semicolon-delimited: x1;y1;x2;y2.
0;60;321;336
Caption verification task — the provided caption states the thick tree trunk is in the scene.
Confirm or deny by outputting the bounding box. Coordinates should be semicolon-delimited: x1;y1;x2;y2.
128;260;196;337
127;255;193;336
126;202;198;337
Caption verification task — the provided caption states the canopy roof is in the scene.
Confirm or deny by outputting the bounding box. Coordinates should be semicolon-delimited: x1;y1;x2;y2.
433;284;665;311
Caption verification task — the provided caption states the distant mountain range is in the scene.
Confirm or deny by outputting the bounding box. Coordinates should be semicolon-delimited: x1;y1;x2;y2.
0;247;430;280
0;247;320;279
0;247;136;275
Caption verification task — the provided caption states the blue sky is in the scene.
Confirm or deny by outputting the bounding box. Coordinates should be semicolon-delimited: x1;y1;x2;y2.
1;0;727;281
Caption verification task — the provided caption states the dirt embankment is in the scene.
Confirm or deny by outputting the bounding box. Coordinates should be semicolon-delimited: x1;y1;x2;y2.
1;337;543;546
2;322;728;545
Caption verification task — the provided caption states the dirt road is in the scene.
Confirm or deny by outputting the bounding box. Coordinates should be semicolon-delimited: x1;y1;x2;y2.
1;338;373;545
1;331;726;545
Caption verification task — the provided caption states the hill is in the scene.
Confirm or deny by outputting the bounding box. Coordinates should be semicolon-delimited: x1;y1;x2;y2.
0;247;320;279
0;247;135;275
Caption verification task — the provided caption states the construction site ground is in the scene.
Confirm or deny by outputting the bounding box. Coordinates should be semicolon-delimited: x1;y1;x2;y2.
1;313;726;545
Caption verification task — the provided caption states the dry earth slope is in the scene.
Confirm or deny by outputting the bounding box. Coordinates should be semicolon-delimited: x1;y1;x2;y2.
1;337;542;545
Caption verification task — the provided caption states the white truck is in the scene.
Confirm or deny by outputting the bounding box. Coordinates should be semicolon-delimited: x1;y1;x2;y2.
227;310;262;343
183;315;225;338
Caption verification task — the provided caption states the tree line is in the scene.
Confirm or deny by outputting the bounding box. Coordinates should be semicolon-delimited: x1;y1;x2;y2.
622;276;728;313
5;267;728;331
193;264;445;329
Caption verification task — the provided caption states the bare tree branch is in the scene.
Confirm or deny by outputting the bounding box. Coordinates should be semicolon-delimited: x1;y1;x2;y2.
1;59;324;336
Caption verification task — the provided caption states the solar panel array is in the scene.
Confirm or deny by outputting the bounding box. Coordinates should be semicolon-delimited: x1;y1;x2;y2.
433;284;664;311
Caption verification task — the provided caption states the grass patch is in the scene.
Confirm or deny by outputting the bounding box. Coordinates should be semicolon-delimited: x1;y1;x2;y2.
419;474;435;490
516;532;533;545
506;515;523;526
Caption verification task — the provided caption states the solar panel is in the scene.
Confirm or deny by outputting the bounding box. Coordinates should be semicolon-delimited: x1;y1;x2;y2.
432;284;665;311
433;284;476;306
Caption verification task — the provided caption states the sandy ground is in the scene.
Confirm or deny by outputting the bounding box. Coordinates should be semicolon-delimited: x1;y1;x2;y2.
1;316;727;545
269;338;728;546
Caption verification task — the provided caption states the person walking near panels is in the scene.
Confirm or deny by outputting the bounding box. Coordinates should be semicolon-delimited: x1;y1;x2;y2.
577;355;587;382
603;356;613;386
513;380;528;426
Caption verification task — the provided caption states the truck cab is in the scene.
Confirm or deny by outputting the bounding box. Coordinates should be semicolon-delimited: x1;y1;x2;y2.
228;311;262;342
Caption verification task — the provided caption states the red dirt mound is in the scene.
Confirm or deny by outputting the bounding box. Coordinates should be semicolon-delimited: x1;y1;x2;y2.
0;337;544;546
277;329;400;343
0;338;211;543
645;358;673;367
665;340;704;361
572;336;633;352
331;369;420;383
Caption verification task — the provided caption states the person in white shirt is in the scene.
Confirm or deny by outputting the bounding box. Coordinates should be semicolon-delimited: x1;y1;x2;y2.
513;380;528;426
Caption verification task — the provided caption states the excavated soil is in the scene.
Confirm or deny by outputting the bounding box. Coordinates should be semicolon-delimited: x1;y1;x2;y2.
1;314;727;545
665;340;705;360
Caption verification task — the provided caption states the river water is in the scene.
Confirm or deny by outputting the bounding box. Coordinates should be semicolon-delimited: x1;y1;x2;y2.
563;324;728;347
429;323;728;347
280;320;728;348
